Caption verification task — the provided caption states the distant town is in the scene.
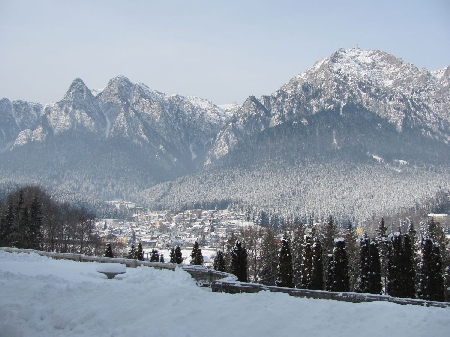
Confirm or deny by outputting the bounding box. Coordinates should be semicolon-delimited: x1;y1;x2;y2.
96;200;256;262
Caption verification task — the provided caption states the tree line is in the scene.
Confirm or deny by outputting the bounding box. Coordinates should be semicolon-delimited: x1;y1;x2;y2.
0;186;102;255
211;217;449;302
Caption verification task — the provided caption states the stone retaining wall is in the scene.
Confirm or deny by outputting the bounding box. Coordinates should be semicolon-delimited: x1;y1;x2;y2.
2;247;448;308
0;247;235;285
211;279;450;308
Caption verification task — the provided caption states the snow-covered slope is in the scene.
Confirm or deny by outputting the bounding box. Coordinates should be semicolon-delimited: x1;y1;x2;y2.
1;250;449;337
207;48;450;164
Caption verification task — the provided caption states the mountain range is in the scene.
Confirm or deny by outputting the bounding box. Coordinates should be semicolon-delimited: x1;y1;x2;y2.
1;48;449;222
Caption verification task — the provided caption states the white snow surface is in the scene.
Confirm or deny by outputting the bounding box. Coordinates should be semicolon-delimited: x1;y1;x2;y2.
1;251;449;337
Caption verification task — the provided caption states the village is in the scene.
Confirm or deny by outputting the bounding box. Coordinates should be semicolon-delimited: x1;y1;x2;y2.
95;200;257;265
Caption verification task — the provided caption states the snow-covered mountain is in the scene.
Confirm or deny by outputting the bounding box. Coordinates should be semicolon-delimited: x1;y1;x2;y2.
1;49;450;218
206;48;450;166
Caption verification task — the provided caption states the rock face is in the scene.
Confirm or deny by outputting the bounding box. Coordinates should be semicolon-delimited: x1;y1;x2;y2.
0;76;230;194
0;49;449;210
206;48;450;167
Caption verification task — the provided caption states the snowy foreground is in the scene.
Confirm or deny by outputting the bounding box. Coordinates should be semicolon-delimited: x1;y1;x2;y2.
1;251;449;337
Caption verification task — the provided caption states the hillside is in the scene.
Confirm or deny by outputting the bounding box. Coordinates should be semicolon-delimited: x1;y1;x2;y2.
1;48;449;220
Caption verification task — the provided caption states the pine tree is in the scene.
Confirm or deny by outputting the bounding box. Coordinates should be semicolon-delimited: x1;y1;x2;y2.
150;249;159;262
28;196;43;250
344;221;359;291
174;245;183;264
259;227;278;286
375;217;389;293
104;243;114;258
169;247;176;263
387;232;402;297
231;240;248;282
213;250;226;272
135;242;144;261
190;241;203;265
289;222;305;288
310;238;323;290
401;233;416;298
367;239;382;294
127;244;136;259
326;238;350;292
276;237;294;288
355;235;370;293
300;236;313;289
418;238;445;302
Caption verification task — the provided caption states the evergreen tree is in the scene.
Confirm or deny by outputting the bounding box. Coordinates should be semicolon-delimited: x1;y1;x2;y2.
276;237;294;288
174;245;183;264
289;222;305;288
418;238;445;302
310;238;324;290
127;244;136;259
300;236;313;289
344;221;359;291
28;196;43;250
355;234;370;293
213;249;226;272
150;249;159;262
259;227;278;286
401;233;416;298
169;247;176;263
387;232;402;297
375;217;389;293
135;242;144;261
367;240;382;294
231;240;248;282
326;239;350;292
190;241;203;265
104;243;114;258
322;215;337;256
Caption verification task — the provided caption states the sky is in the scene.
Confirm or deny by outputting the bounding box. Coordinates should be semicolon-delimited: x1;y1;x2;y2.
0;0;449;105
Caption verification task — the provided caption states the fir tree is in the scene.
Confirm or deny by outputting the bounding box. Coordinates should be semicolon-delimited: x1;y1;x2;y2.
326;238;350;292
135;242;144;261
127;244;136;259
418;238;445;302
289;221;305;288
259;227;278;286
150;249;159;262
276;237;294;288
28;196;43;250
169;247;176;263
355;234;370;293
375;217;389;293
231;240;248;282
367;239;382;294
104;243;114;258
387;232;402;297
300;236;313;289
401;233;416;298
310;238;324;290
174;245;183;264
190;241;203;265
213;249;226;272
344;221;359;291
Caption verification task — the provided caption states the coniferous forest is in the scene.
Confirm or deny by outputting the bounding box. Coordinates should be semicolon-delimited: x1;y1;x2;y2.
1;186;449;302
213;216;450;302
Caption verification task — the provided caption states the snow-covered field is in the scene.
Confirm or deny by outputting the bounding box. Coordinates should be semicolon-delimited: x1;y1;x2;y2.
1;251;449;337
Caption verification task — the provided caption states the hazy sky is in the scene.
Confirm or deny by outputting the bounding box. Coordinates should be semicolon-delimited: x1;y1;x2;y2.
1;0;449;105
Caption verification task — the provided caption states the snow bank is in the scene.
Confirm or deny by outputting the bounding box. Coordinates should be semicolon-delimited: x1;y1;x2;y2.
1;251;449;337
